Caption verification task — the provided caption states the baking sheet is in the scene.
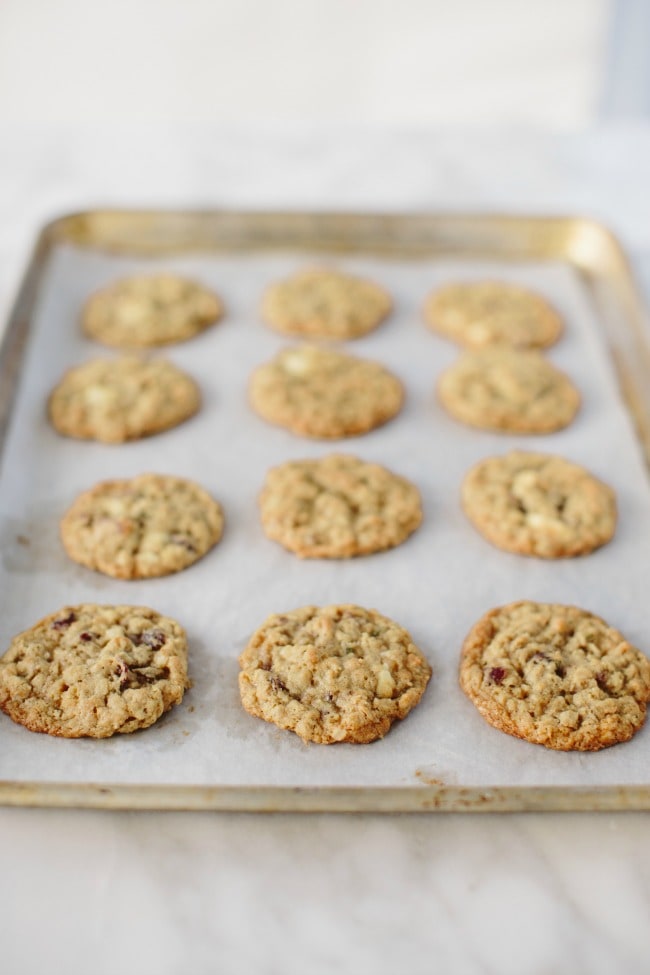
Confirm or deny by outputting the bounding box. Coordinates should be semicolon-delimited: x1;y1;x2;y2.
1;244;649;793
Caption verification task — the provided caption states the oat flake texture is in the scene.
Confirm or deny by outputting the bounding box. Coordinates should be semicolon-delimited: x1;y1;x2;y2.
459;601;650;750
249;344;403;439
61;474;224;579
239;604;432;743
259;454;422;558
82;273;222;348
0;604;190;738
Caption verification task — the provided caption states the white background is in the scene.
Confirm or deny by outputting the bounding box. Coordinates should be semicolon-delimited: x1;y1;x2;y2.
3;1;650;973
0;0;609;126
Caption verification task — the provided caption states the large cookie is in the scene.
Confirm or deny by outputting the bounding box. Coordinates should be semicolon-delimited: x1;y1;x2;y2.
82;273;222;347
461;451;617;558
424;281;562;349
61;474;224;579
259;454;422;558
48;356;200;443
0;604;190;738
437;348;580;433
249;345;403;439
459;601;650;750
239;604;431;743
262;268;392;340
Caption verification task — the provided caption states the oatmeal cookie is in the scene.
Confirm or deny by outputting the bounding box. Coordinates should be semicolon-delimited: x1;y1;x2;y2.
0;604;190;738
437;348;580;433
259;454;422;558
459;601;650;750
249;344;403;439
82;273;222;347
239;604;431;743
61;474;224;579
262;268;391;340
461;451;616;558
48;356;200;443
424;281;562;349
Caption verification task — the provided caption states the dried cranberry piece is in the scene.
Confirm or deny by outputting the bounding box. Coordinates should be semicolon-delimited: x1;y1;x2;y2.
489;667;507;685
79;632;93;642
595;671;609;692
115;660;131;689
169;533;196;553
52;612;76;630
140;629;167;651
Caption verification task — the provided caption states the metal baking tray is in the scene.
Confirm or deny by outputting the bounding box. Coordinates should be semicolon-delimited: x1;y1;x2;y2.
1;209;650;813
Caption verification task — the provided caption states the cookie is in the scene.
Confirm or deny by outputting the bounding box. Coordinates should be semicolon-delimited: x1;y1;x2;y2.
262;268;392;340
424;281;562;349
239;604;431;743
48;356;201;443
61;474;224;579
82;273;222;347
0;604;190;738
437;348;580;433
461;451;617;558
459;601;650;750
259;454;422;558
249;344;403;439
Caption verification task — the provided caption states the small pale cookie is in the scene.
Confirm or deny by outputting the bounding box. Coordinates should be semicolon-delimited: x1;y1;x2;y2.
262;268;392;340
61;474;224;579
249;345;403;439
424;281;562;349
259;454;422;558
82;273;222;347
437;348;580;433
461;451;616;558
239;604;431;743
0;604;190;738
48;356;200;443
459;601;650;751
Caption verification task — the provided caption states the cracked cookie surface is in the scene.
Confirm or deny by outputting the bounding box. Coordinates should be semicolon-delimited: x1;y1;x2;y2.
459;601;650;750
0;604;190;738
61;474;224;579
249;344;403;439
262;268;392;340
48;356;200;443
259;454;422;558
424;281;562;349
239;604;431;743
82;273;222;347
437;348;580;433
461;451;616;558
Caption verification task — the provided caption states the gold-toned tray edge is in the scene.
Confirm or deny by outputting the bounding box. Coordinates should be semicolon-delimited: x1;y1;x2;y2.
2;781;650;813
2;209;650;814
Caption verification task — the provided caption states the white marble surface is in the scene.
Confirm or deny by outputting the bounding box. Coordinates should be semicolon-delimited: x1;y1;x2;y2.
2;124;650;975
0;1;607;126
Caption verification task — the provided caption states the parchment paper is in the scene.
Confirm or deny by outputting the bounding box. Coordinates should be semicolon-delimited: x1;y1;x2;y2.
1;245;649;789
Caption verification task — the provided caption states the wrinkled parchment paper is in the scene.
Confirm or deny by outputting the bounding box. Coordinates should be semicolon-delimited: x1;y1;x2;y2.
1;245;649;789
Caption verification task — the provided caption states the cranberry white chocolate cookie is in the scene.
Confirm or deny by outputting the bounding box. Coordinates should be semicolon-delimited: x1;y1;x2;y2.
461;451;616;558
259;454;422;558
61;474;224;579
249;344;403;439
82;273;222;347
48;356;201;443
424;281;562;349
437;348;580;434
239;604;431;743
262;268;392;340
0;604;190;738
459;601;650;750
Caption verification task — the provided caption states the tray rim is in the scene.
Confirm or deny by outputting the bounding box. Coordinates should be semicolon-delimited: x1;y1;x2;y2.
2;207;650;814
